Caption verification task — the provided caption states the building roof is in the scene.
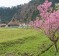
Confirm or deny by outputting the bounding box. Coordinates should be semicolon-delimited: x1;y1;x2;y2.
8;19;20;26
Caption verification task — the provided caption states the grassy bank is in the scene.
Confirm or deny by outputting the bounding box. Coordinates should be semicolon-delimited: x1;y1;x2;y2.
0;28;59;56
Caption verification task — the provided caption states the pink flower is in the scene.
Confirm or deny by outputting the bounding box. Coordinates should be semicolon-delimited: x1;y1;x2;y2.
33;0;59;36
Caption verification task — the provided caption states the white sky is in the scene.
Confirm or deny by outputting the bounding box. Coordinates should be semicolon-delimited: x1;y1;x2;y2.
0;0;31;7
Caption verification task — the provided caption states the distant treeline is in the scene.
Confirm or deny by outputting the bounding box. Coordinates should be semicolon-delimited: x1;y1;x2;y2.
0;0;59;23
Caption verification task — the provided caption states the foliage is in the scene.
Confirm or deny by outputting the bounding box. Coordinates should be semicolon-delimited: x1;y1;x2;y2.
0;0;59;23
31;10;39;20
0;6;22;23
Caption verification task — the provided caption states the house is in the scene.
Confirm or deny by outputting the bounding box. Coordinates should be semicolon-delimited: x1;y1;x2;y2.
7;18;29;28
8;19;20;27
0;24;6;27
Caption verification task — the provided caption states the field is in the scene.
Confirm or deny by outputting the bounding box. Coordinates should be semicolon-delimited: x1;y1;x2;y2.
0;28;59;56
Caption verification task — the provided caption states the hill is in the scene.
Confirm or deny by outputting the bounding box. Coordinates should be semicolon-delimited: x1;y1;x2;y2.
0;0;59;23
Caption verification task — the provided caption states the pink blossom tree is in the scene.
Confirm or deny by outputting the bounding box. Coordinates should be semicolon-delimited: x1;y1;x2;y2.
33;0;59;53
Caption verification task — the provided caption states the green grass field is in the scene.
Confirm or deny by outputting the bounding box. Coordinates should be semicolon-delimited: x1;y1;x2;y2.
0;28;59;56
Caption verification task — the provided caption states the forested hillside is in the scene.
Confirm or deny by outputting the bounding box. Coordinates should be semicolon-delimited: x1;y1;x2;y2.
0;0;59;23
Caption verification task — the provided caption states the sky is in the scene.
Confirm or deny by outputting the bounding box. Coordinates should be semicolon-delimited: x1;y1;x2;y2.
0;0;31;7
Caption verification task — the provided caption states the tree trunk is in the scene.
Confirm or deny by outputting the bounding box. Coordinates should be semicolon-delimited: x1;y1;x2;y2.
54;42;58;53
